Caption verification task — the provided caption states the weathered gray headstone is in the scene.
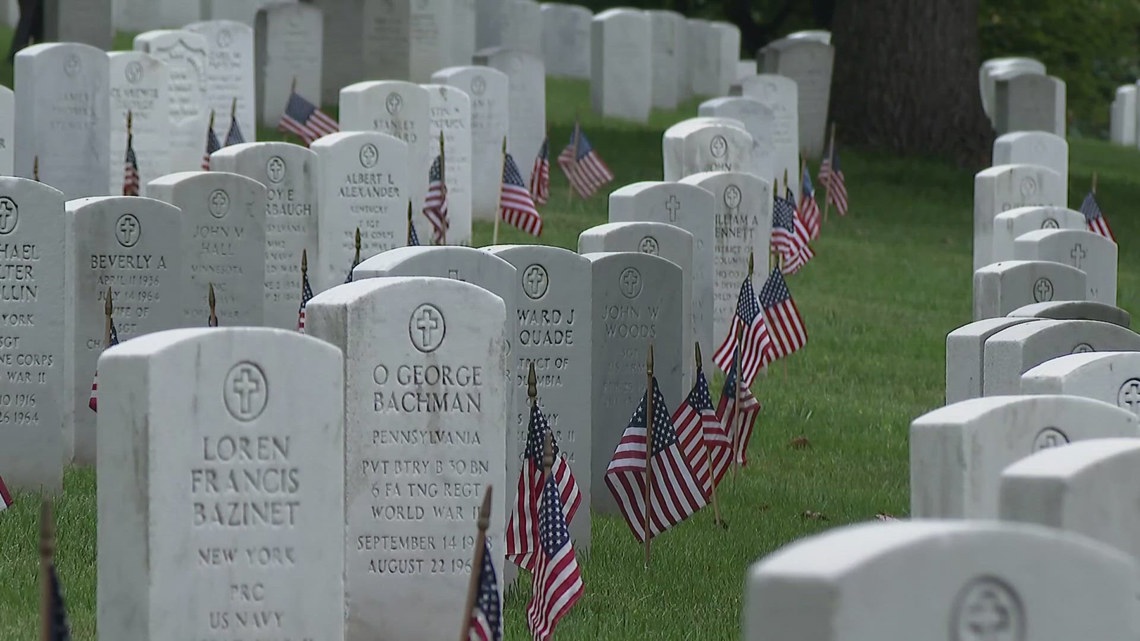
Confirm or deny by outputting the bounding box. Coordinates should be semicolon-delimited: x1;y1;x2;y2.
591;8;652;124
583;251;683;514
15;43;110;199
147;171;267;326
421;83;473;246
910;395;1139;519
340;81;431;237
445;0;477;67
107;52;170;197
1021;351;1140;416
738;74;800;201
201;0;288;24
663;117;756;181
306;277;506;641
685;18;715;97
44;0;113;50
973;260;1085;321
743;520;1136;640
1008;301;1130;329
310;0;383;104
0;86;12;176
982;319;1140;396
759;37;833;159
647;9;686;109
1014;229;1116;306
578;222;694;391
945;317;1045;404
309;131;409;290
185;20;257;143
979;57;1045;119
698;97;777;186
96;328;345;641
476;0;505;49
500;0;542;55
1111;85;1136;146
65;196;183;466
364;0;448;83
0;179;66;490
133;30;211;173
486;244;592;551
609;181;716;374
255;2;323;127
679;171;772;350
209;142;318;329
991;206;1085;262
431;67;509;222
472;48;546;187
708;21;741;95
994;72;1066;137
992;132;1068;201
541;3;591;79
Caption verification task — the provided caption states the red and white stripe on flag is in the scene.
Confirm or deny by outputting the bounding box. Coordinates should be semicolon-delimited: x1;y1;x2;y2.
501;185;543;236
558;150;614;199
0;474;12;510
765;298;807;360
1088;217;1114;241
604;428;707;543
715;389;761;471
712;315;772;388
505;456;581;572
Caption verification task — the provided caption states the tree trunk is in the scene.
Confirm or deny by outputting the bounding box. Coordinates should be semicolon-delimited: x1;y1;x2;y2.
829;0;993;167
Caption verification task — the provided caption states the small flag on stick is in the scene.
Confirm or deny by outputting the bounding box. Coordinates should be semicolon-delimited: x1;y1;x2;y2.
297;249;313;333
529;136;550;205
1081;174;1114;241
224;97;244;146
278;79;339;146
557;122;614;199
208;283;219;327
0;474;13;512
712;252;773;387
424;130;449;245
345;228;362;283
461;488;501;641
123;111;140;196
88;287;118;412
40;500;72;641
202;111;220;170
500;144;543;237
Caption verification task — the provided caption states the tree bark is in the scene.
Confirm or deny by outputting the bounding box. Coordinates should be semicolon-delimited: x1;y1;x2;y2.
829;0;993;167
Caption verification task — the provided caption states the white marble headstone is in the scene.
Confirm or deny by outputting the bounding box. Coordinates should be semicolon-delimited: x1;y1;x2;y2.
738;74;800;201
255;2;323;127
0;178;66;490
973;260;1086;321
979;57;1045;118
185;20;257;143
306;277;507;641
472;48;546;188
707;22;741;95
591;8;652;124
679;171;772;348
209;142;319;329
698;97;777;186
540;3;591;79
446;0;477;67
1021;351;1140;417
133;30;211;173
1013;229;1116;307
96;328;345;641
200;0;288;24
147;171;267;326
1008;300;1130;328
685;18;715;97
107;52;170;197
991;206;1085;263
500;0;542;55
0;86;12;176
15;43;110;199
609;181;716;374
945;317;1044;404
65;196;183;466
310;131;409;290
663;117;757;181
364;0;448;83
1111;85;1137;146
973;164;1065;271
44;0;113;49
982;319;1140;396
910;395;1139;518
744;520;1136;640
311;0;383;104
421;83;473;246
992;132;1067;201
994;72;1066;137
760;37;833;159
431;66;509;222
646;9;686;109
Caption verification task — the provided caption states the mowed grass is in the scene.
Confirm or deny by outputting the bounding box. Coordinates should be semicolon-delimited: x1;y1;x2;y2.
3;33;1140;637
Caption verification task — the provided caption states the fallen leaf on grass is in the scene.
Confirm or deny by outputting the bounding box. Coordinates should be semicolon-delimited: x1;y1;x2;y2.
789;436;811;449
757;503;771;512
875;512;899;521
802;510;829;521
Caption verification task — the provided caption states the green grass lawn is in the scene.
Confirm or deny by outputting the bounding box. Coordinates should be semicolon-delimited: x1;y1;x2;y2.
2;31;1140;639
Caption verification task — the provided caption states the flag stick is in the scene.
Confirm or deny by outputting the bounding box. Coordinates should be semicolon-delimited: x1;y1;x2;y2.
353;227;362;267
770;176;780;273
730;321;745;480
290;76;297;95
542;427;554;483
822;122;836;223
459;486;493;641
696;342;724;528
39;499;54;641
438;130;448;245
566;119;580;203
406;201;415;246
33;155;39;182
208;283;218;327
492;137;506;245
528;361;538;407
642;342;655;567
103;287;113;348
1091;171;1098;195
230;96;237;122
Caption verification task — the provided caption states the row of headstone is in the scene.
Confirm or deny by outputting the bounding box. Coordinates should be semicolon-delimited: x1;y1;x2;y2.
979;56;1066;136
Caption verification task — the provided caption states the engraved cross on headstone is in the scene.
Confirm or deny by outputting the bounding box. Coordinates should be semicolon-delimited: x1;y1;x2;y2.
0;199;14;232
965;591;1012;641
621;269;640;294
1122;381;1140;412
1034;279;1053;302
525;269;545;296
1070;243;1086;269
416;307;441;344
665;195;681;222
232;368;262;415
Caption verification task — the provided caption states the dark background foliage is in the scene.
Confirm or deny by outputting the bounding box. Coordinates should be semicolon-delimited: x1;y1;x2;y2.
577;0;1140;136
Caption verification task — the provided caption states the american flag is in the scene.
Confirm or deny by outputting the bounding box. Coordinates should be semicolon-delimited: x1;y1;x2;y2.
424;155;449;244
0;474;12;511
1080;191;1114;241
122;134;140;196
526;473;584;640
48;563;72;641
823;149;848;215
529;137;550;205
771;190;813;275
604;378;707;543
712;275;773;388
88;318;119;412
714;357;761;472
506;403;582;572
278;90;339;146
671;369;729;498
500;152;543;236
225;113;244;147
201;124;220;170
557;125;614;199
408;220;421;246
297;267;313;333
759;267;807;361
468;538;502;641
799;166;822;240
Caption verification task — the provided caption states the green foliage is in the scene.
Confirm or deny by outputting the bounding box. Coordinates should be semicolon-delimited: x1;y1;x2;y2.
979;0;1140;137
